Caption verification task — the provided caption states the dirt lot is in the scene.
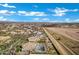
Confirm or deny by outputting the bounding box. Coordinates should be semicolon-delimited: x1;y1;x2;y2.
45;27;79;54
0;36;10;41
46;27;79;42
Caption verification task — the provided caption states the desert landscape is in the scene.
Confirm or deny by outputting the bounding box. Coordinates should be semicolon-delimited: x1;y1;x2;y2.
0;3;79;55
0;22;79;55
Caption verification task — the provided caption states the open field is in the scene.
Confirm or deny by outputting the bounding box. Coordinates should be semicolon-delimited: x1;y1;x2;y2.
46;27;79;42
45;27;79;54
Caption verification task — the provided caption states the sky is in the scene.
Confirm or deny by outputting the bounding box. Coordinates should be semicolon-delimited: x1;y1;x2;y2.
0;3;79;23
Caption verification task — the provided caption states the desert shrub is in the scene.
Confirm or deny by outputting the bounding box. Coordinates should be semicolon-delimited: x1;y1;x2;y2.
15;45;22;52
0;45;6;50
0;31;7;36
37;39;45;43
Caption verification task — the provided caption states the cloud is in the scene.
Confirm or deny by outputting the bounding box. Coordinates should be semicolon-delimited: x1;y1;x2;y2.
65;18;79;23
0;10;47;16
70;19;79;23
33;18;49;21
0;16;7;21
75;19;79;22
41;18;49;20
49;20;61;23
53;7;68;16
65;18;70;23
0;16;16;21
18;11;47;16
33;18;40;20
63;18;79;23
70;9;78;12
49;18;74;23
0;3;16;8
48;7;79;16
0;10;16;15
33;5;38;8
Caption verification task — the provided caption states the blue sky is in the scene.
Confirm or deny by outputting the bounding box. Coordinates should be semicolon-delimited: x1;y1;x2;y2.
0;3;79;23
